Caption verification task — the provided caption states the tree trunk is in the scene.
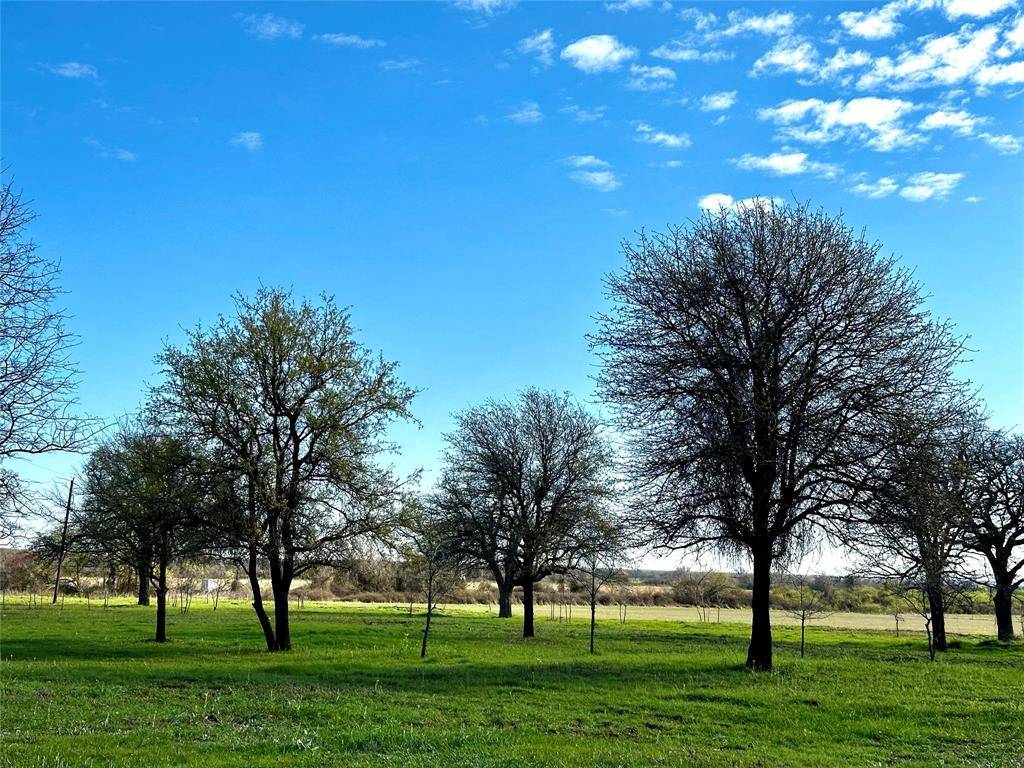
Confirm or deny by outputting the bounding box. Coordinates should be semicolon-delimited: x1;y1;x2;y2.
272;576;292;652
137;565;151;606
155;559;168;643
497;581;513;618
927;585;947;652
421;586;433;659
522;580;535;639
247;552;278;651
589;598;597;654
993;573;1016;642
746;546;773;671
800;616;806;658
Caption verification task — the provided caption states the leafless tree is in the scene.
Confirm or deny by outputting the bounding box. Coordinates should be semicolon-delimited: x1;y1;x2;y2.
433;389;616;639
784;575;833;658
571;519;629;653
154;288;416;651
851;411;979;654
672;569;732;623
402;501;467;658
962;431;1024;641
0;179;91;542
592;200;966;670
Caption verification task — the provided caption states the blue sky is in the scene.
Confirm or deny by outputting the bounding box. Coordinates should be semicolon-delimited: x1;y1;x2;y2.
3;1;1023;539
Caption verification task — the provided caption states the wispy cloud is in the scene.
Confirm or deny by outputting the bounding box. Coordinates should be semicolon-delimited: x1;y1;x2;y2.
314;33;385;49
518;29;555;66
562;155;621;191
626;64;676;91
899;171;964;201
650;41;733;63
605;0;654;12
238;13;304;40
452;0;518;15
699;90;737;111
380;58;421;71
40;62;98;79
229;131;263;151
85;139;136;162
635;122;691;149
559;104;607;123
507;100;543;124
561;35;637;73
758;97;922;152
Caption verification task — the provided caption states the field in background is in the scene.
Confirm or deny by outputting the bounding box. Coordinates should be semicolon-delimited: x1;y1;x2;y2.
2;599;1022;767
350;601;1007;637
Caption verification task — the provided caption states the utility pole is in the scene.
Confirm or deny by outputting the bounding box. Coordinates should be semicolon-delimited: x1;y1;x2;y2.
51;478;74;604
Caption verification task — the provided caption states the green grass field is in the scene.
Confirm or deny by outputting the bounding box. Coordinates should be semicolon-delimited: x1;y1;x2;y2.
2;599;1022;768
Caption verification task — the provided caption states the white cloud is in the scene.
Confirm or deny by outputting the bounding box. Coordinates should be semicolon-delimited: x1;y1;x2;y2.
85;139;136;162
561;35;637;73
734;151;839;177
41;61;98;79
605;0;653;11
314;33;385;48
839;0;1018;41
752;40;819;76
678;8;719;31
650;42;733;62
918;108;1023;153
452;0;518;14
635;122;691;148
899;171;964;201
626;64;676;91
507;100;543;123
519;29;555;66
562;155;610;168
850;176;900;198
379;58;421;71
838;5;904;40
965;195;984;203
559;104;607;122
758;97;921;151
229;132;263;151
238;13;304;40
697;193;783;211
719;10;797;37
699;90;737;111
570;170;622;191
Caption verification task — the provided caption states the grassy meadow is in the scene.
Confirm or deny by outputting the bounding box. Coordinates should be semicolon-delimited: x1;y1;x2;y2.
1;598;1022;768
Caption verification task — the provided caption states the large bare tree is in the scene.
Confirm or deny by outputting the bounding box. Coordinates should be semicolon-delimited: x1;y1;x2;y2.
0;179;88;541
154;288;415;651
433;389;615;638
964;431;1024;641
593;200;966;670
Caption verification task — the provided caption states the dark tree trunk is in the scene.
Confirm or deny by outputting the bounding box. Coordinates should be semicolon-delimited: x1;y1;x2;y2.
993;573;1016;642
522;580;535;639
589;598;597;654
746;546;773;671
137;565;150;606
421;589;433;659
800;616;806;658
272;575;292;652
155;559;168;643
927;585;947;652
247;552;278;652
497;581;513;618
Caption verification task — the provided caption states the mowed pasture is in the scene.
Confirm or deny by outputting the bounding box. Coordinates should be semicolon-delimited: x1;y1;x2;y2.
1;600;1022;768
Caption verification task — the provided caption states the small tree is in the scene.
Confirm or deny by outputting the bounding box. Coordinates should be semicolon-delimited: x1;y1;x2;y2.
403;503;466;659
784;575;832;658
433;389;616;639
77;421;208;642
571;521;629;654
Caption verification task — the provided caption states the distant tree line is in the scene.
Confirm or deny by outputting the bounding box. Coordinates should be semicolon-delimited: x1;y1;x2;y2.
2;177;1021;669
